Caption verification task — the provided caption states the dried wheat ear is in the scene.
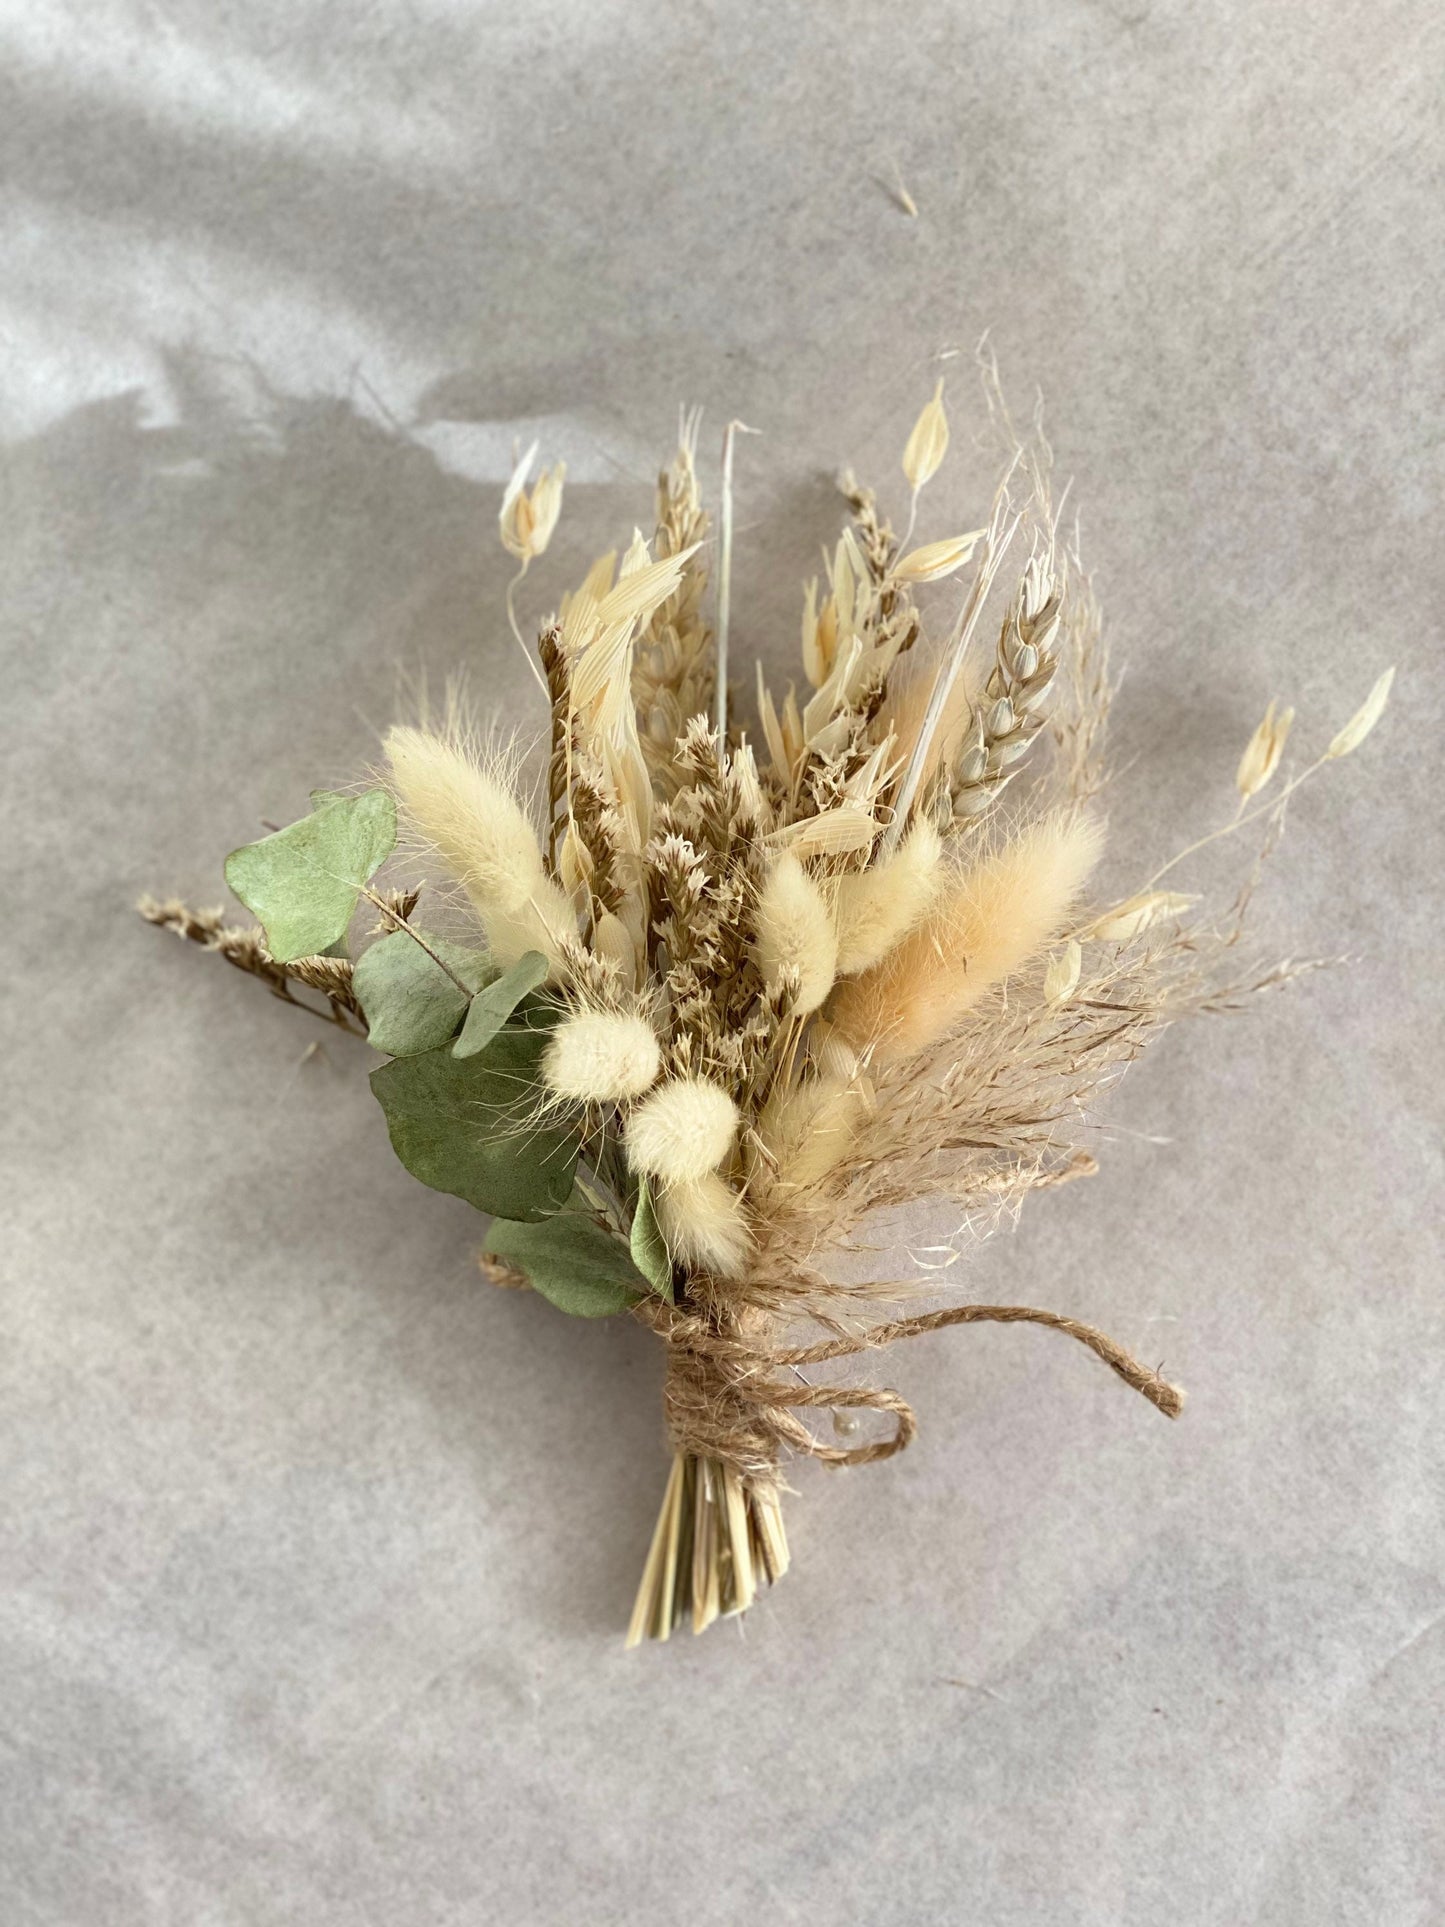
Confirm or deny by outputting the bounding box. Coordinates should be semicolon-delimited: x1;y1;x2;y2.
145;369;1393;1645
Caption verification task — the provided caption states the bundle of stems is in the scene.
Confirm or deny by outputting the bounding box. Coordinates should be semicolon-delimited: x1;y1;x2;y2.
145;367;1392;1643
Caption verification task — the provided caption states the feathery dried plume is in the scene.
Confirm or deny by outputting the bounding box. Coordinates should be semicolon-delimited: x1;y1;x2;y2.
754;1074;871;1194
655;1171;751;1278
752;852;838;1014
384;724;574;969
829;814;1102;1063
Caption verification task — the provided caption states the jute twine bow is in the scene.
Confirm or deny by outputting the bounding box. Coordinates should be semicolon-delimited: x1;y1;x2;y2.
634;1295;1184;1483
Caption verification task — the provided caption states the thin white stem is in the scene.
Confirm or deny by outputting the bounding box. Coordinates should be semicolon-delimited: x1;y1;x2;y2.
715;420;757;742
1138;753;1330;894
506;563;551;701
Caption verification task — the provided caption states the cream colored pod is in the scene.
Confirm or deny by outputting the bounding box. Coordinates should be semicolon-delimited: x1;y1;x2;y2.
540;1011;661;1104
625;1076;750;1279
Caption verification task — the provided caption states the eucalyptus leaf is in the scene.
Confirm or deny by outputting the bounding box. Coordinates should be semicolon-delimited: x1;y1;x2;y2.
453;950;551;1058
370;1030;577;1221
353;931;492;1057
485;1210;649;1318
629;1176;675;1302
225;789;397;964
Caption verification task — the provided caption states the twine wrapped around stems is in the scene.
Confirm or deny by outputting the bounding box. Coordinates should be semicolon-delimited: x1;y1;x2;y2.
635;1289;1183;1484
624;1285;1183;1641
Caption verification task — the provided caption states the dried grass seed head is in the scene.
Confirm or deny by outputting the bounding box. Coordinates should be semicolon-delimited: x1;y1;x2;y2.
625;1076;741;1184
655;1170;752;1279
752;851;839;1015
833;819;943;976
903;379;949;492
1236;700;1295;800
542;1010;662;1104
499;441;565;563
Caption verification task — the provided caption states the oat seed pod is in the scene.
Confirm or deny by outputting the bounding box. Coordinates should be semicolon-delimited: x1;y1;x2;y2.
894;530;985;583
1044;937;1082;1006
624;1077;740;1184
499;441;566;563
1236;700;1294;800
1083;890;1197;943
1327;665;1395;760
902;378;949;492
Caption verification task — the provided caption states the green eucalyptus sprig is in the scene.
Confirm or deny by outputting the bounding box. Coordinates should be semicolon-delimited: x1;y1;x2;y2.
217;788;674;1319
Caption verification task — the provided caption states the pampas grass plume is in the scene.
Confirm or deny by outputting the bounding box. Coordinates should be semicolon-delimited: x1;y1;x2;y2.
829;814;1102;1063
655;1171;751;1278
542;1011;660;1103
384;724;574;969
625;1076;740;1183
833;819;942;975
753;852;837;1013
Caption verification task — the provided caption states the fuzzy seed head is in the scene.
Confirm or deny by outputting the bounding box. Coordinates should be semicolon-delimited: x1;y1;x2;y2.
753;852;838;1014
829;814;1104;1062
834;820;942;975
384;725;573;970
625;1077;740;1184
654;1171;751;1279
756;1076;870;1192
542;1011;661;1104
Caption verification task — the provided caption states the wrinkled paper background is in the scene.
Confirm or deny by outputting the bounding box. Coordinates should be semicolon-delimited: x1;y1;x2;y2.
3;3;1442;1922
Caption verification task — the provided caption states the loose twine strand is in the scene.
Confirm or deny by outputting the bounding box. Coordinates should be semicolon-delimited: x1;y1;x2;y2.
634;1295;1184;1481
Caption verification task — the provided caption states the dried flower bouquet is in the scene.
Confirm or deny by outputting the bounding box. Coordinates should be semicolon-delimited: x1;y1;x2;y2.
144;372;1392;1644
